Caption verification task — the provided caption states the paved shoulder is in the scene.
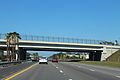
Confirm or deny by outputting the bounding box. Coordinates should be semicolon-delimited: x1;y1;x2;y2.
0;62;36;79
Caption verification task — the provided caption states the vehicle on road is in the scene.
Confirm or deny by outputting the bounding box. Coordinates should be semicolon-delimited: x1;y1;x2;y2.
39;57;48;64
52;58;59;63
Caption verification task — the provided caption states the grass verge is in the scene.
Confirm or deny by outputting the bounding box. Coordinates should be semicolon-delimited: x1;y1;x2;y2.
79;61;120;68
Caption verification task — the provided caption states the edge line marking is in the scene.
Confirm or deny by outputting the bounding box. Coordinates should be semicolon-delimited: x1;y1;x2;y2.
4;63;38;80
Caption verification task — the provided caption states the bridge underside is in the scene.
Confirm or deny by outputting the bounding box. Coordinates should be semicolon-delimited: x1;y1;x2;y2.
0;40;110;61
0;46;103;61
26;48;102;61
0;45;102;52
24;47;102;52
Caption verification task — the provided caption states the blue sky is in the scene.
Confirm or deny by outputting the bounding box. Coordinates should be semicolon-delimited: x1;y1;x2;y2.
0;0;120;56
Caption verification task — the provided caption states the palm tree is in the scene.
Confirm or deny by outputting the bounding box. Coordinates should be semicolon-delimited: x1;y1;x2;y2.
6;34;11;61
115;40;119;45
5;32;21;61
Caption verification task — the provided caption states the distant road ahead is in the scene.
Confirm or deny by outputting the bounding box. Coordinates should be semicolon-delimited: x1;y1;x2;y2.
5;62;120;80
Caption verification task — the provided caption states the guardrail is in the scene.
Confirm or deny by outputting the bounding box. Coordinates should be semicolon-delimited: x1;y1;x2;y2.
0;61;22;67
59;59;83;62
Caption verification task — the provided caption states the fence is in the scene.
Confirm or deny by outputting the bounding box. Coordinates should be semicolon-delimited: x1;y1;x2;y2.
0;33;104;45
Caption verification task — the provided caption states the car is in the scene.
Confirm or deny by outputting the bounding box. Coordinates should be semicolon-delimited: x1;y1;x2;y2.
39;57;48;64
52;58;59;63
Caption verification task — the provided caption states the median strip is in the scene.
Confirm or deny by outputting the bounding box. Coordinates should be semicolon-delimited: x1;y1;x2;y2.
4;63;38;80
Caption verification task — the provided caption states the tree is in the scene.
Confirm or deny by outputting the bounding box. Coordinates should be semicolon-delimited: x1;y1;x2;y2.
115;40;119;45
0;51;7;61
100;41;115;45
5;32;21;61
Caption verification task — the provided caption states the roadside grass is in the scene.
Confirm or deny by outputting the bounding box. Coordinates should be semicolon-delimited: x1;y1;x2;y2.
79;61;120;68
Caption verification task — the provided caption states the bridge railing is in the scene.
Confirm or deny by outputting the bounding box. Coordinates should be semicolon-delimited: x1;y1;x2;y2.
0;33;105;45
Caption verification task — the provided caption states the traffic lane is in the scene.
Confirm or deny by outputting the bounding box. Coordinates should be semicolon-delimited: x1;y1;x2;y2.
11;62;70;80
64;62;120;76
0;62;36;79
54;62;120;80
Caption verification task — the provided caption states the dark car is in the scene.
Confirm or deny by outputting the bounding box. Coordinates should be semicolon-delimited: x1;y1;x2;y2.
52;58;59;63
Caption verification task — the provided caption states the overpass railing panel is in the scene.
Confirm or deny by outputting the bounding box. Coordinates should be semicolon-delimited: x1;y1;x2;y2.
0;33;110;45
20;35;105;45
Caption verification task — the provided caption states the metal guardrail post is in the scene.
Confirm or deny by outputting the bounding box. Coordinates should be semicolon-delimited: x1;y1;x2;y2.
31;35;33;41
25;35;27;40
41;36;44;41
37;36;39;41
0;34;1;39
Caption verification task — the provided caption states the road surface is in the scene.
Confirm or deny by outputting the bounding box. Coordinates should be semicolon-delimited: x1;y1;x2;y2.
4;62;120;80
0;62;36;79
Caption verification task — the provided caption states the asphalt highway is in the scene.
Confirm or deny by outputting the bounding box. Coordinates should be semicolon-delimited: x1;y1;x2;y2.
6;62;120;80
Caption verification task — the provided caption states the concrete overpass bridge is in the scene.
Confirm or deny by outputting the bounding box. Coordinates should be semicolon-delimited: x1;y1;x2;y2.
0;34;120;61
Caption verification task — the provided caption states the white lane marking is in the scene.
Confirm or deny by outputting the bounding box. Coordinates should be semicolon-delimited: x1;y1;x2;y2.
69;79;73;80
63;73;66;75
60;70;63;73
89;69;95;71
116;76;120;78
51;63;58;68
78;66;81;68
56;67;58;69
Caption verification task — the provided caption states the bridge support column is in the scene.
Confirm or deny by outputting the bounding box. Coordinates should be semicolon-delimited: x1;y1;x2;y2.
101;46;107;61
89;51;102;61
19;48;26;61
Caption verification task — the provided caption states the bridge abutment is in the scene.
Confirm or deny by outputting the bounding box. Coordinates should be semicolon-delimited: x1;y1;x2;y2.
101;46;119;61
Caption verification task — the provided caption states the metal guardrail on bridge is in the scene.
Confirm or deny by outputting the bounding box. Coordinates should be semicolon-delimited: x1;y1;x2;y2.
0;33;104;45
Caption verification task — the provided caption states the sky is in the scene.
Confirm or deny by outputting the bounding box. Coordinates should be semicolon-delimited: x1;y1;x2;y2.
0;0;120;56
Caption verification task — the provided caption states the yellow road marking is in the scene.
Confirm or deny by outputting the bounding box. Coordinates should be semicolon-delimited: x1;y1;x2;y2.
4;63;38;80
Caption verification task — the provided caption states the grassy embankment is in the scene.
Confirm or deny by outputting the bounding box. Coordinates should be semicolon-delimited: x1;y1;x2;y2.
79;49;120;68
106;49;120;62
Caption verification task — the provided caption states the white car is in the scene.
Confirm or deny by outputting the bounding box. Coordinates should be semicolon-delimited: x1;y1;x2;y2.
39;57;48;64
